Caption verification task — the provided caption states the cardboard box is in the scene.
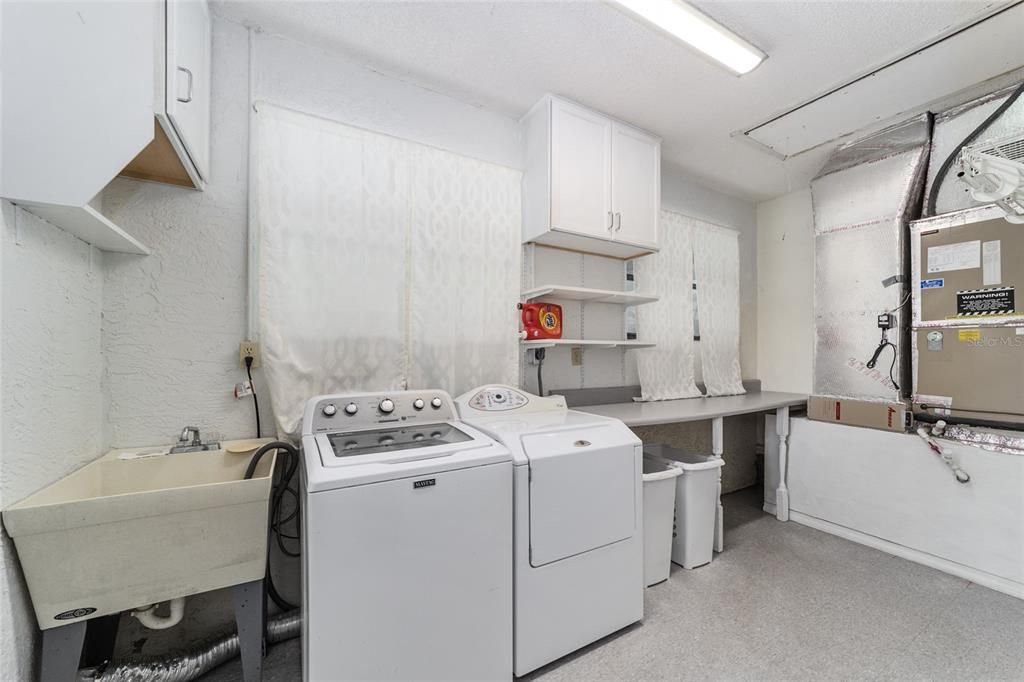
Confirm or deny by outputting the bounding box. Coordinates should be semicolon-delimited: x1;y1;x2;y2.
808;396;909;433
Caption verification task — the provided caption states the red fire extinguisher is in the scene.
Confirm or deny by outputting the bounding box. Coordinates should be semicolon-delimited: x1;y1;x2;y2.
519;302;563;340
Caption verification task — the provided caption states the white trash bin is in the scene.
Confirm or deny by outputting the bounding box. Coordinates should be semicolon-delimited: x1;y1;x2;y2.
644;444;724;570
642;455;683;586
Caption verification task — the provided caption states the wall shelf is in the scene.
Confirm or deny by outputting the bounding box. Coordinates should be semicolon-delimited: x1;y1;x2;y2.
521;338;655;350
19;203;150;255
522;285;658;306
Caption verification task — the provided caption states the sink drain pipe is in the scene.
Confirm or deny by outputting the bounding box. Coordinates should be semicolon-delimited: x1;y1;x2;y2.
131;598;186;630
78;609;301;682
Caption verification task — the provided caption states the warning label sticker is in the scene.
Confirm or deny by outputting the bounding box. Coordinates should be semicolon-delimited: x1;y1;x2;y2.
956;287;1015;317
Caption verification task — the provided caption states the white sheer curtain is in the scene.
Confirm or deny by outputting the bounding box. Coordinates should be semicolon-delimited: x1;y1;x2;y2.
632;210;702;401
408;145;521;393
693;222;746;396
253;104;520;437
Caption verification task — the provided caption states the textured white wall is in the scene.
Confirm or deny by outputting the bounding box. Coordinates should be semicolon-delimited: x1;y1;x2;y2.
254;31;522;169
756;188;814;393
0;203;107;681
662;163;758;380
101;20;265;448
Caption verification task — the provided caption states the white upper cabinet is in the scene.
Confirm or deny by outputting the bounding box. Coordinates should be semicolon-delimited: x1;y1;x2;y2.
611;122;660;247
165;0;212;183
550;100;612;239
1;1;155;209
522;95;660;259
0;0;213;254
122;0;212;189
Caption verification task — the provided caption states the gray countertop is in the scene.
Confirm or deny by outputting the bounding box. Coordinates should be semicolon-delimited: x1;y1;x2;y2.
575;391;808;427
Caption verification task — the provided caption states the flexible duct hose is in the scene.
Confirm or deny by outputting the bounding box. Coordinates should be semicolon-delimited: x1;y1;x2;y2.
78;610;301;682
924;80;1024;217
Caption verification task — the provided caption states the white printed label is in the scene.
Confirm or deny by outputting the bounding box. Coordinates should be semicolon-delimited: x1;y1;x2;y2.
927;240;981;273
982;240;1002;286
1017;328;1024;336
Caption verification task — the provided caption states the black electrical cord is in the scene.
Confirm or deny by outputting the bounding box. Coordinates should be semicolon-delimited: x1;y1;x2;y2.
245;356;261;439
536;348;546;396
866;336;900;391
245;441;302;612
924;79;1024;217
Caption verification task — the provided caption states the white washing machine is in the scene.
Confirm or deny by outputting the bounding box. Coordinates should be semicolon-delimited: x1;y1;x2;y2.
301;390;513;681
455;385;644;676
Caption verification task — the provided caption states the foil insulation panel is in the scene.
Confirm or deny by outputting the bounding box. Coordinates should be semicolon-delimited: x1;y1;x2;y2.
813;221;903;399
924;81;1024;217
811;114;931;401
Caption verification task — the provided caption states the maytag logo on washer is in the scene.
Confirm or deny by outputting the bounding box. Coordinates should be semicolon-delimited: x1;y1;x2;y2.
55;607;96;621
413;478;436;489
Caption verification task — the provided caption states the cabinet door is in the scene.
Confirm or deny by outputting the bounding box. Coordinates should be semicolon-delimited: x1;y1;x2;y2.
611;123;660;246
165;0;211;182
550;99;612;238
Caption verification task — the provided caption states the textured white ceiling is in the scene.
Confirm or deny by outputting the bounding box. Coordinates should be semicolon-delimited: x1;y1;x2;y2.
214;0;1021;202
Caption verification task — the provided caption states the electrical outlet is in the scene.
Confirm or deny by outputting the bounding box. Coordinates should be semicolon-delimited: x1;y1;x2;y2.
239;341;261;368
571;347;583;366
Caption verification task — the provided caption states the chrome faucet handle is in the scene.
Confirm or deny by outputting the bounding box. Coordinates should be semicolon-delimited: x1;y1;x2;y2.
179;426;201;446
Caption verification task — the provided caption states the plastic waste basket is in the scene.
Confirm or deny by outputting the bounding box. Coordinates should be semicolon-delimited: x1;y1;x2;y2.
644;444;724;569
642;455;683;586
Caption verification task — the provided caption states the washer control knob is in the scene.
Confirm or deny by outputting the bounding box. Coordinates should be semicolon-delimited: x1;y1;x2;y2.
430;397;443;409
344;403;358;416
322;403;337;417
379;398;395;414
412;398;425;410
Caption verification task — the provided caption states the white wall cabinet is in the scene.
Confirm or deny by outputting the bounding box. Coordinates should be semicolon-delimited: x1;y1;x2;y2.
523;96;660;259
122;0;212;189
1;0;212;254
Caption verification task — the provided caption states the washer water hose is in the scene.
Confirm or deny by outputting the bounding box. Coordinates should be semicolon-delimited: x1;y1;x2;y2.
915;422;971;483
78;610;301;682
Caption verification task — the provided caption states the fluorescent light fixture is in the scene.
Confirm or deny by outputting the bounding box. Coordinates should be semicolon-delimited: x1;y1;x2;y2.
613;0;766;75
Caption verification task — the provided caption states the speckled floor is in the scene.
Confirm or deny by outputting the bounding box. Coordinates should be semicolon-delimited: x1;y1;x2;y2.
200;488;1024;681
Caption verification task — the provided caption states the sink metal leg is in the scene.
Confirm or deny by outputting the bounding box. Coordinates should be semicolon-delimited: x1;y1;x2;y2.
233;579;265;682
40;620;86;682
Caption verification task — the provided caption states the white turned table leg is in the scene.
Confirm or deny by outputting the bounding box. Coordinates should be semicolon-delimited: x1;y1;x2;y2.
712;416;724;552
775;406;791;522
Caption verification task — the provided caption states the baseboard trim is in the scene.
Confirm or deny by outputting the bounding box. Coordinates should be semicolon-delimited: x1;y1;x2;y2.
789;511;1024;601
762;501;777;515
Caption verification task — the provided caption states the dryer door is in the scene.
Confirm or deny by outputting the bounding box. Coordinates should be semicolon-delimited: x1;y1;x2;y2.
523;424;638;567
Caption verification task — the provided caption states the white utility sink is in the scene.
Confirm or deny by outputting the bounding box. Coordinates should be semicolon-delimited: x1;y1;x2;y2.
2;440;277;630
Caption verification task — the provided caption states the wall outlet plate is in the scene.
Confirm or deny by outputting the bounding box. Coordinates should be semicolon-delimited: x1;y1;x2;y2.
239;341;261;368
571;347;584;366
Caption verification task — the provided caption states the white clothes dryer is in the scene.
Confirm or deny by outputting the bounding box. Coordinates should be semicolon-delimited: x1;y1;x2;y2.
455;385;643;676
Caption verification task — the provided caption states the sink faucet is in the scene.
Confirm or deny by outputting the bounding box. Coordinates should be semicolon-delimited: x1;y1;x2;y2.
170;426;220;454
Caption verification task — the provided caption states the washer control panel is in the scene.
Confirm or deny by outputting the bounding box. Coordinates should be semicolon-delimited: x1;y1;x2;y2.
305;390;455;434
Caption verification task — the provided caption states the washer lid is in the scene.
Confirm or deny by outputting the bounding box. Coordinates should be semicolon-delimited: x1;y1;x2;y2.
327;423;473;459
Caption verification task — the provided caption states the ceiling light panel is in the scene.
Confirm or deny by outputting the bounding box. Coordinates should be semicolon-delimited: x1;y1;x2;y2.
613;0;766;75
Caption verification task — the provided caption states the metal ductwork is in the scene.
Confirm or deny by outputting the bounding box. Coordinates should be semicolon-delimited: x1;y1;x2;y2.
810;114;932;402
78;610;301;682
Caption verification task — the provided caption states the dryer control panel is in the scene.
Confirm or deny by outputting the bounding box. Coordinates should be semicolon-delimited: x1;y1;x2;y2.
303;390;456;435
455;385;567;415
